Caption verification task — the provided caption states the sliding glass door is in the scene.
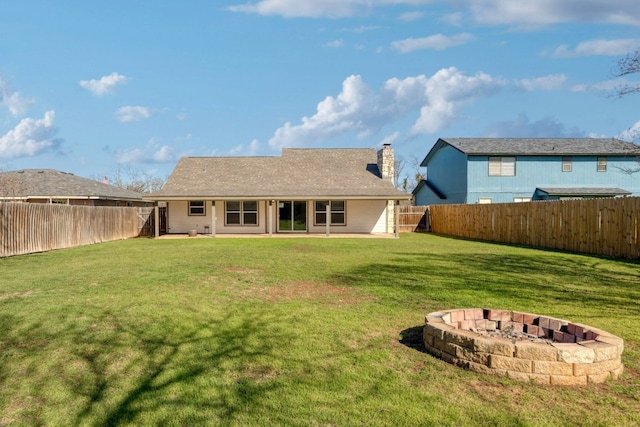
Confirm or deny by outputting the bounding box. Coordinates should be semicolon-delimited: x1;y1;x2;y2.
278;201;307;232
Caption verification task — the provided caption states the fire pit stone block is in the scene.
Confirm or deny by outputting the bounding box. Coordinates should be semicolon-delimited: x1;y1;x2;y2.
423;308;623;385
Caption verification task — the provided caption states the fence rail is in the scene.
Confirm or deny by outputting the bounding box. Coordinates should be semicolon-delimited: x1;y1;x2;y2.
0;202;154;257
428;198;640;259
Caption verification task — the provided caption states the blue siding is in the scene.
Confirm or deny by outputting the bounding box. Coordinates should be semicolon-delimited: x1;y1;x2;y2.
415;145;468;205
466;155;640;203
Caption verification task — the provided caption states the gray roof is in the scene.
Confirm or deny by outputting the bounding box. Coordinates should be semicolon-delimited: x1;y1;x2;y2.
536;187;632;196
422;138;640;166
148;148;410;200
0;169;145;201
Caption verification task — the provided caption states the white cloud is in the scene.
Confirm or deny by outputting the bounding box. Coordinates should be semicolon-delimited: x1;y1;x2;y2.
268;67;506;149
441;12;463;26
339;25;381;33
115;138;178;163
398;11;425;22
571;78;626;92
0;111;60;159
483;113;584;138
326;39;344;48
228;0;357;18
407;68;506;134
378;132;400;146
228;0;384;18
0;75;35;117
617;120;640;142
230;139;261;156
114;106;152;122
551;38;640;57
79;72;129;96
516;74;567;91
392;33;474;53
227;0;640;26
152;145;177;162
466;0;640;27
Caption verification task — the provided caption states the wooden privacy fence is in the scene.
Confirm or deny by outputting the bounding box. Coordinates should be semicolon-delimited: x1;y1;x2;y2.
0;202;153;258
397;205;429;232
428;197;640;259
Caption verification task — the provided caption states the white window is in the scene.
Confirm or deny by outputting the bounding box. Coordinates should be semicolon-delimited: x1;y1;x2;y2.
188;200;205;216
478;198;492;204
513;197;531;203
225;201;258;225
488;157;515;176
562;157;572;172
315;200;346;225
597;157;607;172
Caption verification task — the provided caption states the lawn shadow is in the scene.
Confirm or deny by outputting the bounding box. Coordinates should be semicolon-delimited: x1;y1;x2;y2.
331;249;640;319
68;308;287;426
399;325;427;353
0;304;292;426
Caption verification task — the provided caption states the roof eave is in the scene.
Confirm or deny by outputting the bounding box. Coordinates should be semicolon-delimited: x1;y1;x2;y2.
145;194;411;202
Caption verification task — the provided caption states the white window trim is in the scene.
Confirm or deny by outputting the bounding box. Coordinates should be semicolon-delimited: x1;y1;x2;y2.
188;200;205;216
314;200;346;226
597;157;607;172
225;200;259;226
562;157;572;172
488;157;516;176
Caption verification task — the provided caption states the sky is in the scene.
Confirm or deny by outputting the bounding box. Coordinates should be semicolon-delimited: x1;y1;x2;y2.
1;0;640;184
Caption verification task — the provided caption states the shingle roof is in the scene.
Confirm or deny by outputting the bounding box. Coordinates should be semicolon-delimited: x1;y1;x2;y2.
422;138;640;165
536;187;632;196
148;148;410;200
0;169;145;201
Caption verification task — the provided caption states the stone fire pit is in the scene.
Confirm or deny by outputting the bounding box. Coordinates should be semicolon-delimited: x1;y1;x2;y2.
423;308;624;385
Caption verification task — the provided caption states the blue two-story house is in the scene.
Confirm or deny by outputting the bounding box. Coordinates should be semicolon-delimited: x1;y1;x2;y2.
413;138;640;205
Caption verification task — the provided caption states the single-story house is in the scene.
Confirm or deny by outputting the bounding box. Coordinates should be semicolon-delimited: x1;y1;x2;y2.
413;138;640;205
0;169;151;207
145;145;411;236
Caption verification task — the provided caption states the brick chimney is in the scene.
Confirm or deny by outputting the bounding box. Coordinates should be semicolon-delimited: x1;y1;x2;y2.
377;143;395;185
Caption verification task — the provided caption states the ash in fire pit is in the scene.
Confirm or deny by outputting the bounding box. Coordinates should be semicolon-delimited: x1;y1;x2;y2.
423;308;624;385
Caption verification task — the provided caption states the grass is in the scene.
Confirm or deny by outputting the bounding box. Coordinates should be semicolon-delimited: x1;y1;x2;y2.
0;233;639;426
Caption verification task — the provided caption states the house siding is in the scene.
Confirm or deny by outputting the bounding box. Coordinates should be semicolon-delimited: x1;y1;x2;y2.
415;145;468;205
166;199;390;234
466;155;640;203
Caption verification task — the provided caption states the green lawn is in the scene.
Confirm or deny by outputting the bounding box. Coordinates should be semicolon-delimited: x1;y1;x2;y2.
1;233;638;426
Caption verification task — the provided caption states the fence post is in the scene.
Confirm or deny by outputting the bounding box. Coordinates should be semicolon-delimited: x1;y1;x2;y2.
154;206;160;237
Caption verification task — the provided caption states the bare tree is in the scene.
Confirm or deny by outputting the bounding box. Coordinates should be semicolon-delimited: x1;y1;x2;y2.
611;49;640;174
396;155;426;193
96;164;165;194
614;49;640;97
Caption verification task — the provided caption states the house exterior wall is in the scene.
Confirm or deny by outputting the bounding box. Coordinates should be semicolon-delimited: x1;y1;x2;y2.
167;200;268;234
306;200;389;234
466;155;640;204
415;145;468;205
166;199;391;234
